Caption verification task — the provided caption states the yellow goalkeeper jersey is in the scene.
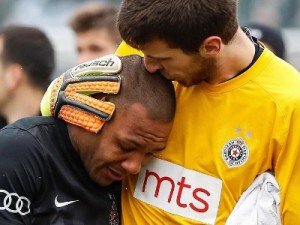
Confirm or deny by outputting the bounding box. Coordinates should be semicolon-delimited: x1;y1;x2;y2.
116;43;300;224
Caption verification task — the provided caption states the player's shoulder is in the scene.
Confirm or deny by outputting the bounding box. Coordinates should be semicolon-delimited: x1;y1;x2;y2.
255;50;300;94
263;49;299;80
0;116;66;156
6;116;60;130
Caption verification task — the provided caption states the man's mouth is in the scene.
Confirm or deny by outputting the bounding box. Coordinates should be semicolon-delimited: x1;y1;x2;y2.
107;167;125;181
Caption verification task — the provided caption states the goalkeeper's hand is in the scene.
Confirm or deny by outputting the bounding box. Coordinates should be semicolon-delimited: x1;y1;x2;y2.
40;54;122;133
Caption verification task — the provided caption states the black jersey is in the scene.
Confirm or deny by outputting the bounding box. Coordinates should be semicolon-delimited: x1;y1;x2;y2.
0;116;121;225
0;116;7;129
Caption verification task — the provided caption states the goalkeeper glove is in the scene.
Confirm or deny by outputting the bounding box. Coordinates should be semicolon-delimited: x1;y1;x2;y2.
40;54;122;133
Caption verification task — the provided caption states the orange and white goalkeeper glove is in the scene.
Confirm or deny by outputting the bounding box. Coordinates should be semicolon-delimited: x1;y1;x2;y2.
40;54;122;133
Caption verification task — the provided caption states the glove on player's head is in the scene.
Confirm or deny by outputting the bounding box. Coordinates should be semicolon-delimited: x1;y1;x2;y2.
40;54;122;133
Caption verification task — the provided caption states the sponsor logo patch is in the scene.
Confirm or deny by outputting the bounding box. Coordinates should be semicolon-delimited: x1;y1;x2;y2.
134;158;222;224
222;137;249;168
74;57;115;71
54;195;79;208
71;54;122;77
0;189;31;215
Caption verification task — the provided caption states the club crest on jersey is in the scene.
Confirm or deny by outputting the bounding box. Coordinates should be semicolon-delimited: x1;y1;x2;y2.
222;137;249;168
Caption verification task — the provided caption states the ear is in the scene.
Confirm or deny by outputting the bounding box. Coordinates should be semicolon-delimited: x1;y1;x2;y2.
4;64;24;91
199;36;222;58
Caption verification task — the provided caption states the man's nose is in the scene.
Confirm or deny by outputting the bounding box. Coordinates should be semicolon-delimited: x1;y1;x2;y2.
144;56;163;73
121;152;147;175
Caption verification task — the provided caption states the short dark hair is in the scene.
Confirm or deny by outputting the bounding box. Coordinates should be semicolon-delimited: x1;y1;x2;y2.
118;0;239;53
0;25;55;90
69;2;121;45
100;55;176;123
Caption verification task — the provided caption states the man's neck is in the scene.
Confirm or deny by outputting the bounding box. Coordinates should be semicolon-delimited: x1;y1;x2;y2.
209;27;256;84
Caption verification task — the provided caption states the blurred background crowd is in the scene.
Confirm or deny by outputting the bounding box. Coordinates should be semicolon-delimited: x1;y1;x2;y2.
0;0;299;79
